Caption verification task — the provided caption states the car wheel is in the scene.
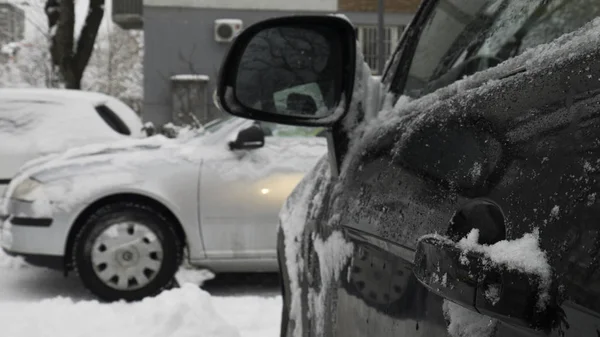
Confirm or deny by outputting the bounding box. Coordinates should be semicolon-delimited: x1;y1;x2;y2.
72;202;182;302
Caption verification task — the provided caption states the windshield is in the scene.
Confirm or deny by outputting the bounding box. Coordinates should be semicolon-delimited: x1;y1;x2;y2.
203;117;235;133
402;0;600;98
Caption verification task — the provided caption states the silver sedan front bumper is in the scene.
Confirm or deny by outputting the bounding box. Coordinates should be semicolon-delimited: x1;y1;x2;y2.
0;197;76;258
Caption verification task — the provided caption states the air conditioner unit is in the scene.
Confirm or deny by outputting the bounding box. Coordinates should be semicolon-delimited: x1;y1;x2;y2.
214;19;243;43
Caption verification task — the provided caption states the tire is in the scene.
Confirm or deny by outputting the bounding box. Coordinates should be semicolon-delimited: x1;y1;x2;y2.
72;202;182;302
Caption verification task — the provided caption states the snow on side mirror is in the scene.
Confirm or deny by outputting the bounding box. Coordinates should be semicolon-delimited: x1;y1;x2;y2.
217;15;357;127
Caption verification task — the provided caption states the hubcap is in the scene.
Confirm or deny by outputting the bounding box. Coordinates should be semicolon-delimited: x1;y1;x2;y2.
91;222;164;291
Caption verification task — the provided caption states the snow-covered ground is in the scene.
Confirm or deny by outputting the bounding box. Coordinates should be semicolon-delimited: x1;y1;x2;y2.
0;250;281;337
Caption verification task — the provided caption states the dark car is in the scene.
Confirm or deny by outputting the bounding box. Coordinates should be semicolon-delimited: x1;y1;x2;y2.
216;0;600;336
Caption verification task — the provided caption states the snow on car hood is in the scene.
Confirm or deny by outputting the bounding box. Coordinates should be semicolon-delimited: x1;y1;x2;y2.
7;130;328;200
2;136;194;204
17;135;177;176
18;136;170;172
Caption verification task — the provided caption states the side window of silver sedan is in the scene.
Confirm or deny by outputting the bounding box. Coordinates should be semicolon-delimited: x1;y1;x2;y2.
259;122;326;138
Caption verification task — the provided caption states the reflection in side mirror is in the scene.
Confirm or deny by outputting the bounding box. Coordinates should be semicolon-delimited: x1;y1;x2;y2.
284;93;318;116
217;16;356;127
235;27;335;118
315;129;329;138
228;125;265;150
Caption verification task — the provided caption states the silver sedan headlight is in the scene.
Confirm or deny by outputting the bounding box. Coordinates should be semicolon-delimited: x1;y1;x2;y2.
12;178;45;202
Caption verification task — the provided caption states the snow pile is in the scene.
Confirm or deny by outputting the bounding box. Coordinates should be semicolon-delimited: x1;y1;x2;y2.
308;231;354;333
0;248;28;269
457;228;552;309
0;284;240;337
0;42;20;56
212;296;282;337
278;156;331;337
443;300;497;337
0;251;282;337
142;122;205;140
176;267;215;286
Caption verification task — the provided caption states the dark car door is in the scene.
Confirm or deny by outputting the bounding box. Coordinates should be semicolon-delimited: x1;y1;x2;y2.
327;0;600;336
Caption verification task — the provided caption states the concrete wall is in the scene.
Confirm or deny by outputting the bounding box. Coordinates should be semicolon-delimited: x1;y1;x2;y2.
339;0;421;12
143;6;413;125
0;3;25;46
144;0;337;11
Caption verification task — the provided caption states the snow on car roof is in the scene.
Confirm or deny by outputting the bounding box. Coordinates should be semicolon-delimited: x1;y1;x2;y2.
0;88;114;106
0;96;125;155
0;88;144;137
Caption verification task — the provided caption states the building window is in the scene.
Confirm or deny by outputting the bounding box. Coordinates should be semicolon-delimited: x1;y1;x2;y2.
357;25;405;74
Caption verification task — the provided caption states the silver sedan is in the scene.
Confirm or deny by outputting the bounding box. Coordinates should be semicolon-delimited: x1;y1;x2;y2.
0;117;327;301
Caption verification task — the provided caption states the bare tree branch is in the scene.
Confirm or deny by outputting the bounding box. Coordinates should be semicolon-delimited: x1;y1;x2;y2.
74;0;104;76
46;0;104;89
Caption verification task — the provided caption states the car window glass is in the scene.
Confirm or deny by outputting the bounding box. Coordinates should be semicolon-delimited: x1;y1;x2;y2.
259;122;325;138
402;0;600;98
203;117;234;133
95;104;131;135
102;98;143;135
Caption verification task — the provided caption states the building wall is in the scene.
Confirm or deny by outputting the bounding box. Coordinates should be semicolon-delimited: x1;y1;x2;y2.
143;5;414;125
0;3;25;46
144;0;337;11
339;0;422;12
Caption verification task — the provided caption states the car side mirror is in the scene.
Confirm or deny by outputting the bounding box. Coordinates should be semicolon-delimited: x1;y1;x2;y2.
228;124;265;150
217;15;357;127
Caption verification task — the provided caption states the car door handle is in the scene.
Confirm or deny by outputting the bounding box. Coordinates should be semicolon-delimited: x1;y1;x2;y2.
413;236;552;331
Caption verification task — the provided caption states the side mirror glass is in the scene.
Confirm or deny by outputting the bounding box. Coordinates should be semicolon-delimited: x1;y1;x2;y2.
217;16;356;127
276;89;320;117
228;124;265;150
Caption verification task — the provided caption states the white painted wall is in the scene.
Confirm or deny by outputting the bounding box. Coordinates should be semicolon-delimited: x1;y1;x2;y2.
144;0;338;11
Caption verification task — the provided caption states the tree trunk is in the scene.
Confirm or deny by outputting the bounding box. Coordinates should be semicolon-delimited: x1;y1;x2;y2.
45;0;104;90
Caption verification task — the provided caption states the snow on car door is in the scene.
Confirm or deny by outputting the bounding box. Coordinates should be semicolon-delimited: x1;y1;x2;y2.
199;122;327;262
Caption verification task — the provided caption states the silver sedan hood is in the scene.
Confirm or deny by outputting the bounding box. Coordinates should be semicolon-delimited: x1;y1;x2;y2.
18;136;198;183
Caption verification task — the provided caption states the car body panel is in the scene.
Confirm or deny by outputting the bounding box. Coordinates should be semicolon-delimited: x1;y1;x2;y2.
1;117;327;273
2;146;202;258
273;1;600;336
200;135;326;261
